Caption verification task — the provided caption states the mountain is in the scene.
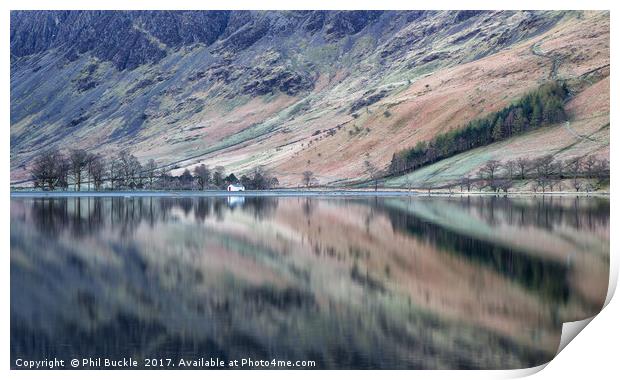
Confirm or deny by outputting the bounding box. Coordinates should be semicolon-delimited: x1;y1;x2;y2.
10;10;610;187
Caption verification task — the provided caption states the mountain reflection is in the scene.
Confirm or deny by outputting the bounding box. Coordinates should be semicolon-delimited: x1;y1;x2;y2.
10;195;609;369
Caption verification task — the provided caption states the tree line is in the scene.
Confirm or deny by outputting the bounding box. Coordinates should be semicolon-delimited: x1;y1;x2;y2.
389;81;570;175
448;155;609;193
30;148;279;191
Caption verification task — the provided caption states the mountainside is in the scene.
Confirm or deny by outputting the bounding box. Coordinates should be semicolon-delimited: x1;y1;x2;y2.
10;10;609;186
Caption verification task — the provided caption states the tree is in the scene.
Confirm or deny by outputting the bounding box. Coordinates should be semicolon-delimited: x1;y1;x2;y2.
462;176;474;192
516;157;530;179
31;148;66;190
129;156;143;188
158;166;173;189
530;102;542;127
532;155;555;192
503;109;516;137
225;173;239;184
117;150;133;188
145;159;158;189
583;156;597;178
87;154;105;191
180;169;194;189
115;150;142;189
57;158;70;190
504;160;517;180
364;160;380;191
513;108;526;134
594;158;610;185
458;176;474;192
537;155;556;177
213;166;225;188
543;97;566;124
69;148;88;191
496;179;513;193
108;159;120;190
479;160;501;181
248;166;274;190
240;175;252;189
565;157;581;179
193;164;210;190
302;171;314;188
492;117;504;141
269;177;280;189
553;159;565;179
534;176;548;193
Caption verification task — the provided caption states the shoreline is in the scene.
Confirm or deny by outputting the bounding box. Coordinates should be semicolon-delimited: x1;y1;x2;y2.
9;189;610;198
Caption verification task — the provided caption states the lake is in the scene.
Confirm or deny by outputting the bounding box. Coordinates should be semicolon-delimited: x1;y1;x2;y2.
10;195;609;369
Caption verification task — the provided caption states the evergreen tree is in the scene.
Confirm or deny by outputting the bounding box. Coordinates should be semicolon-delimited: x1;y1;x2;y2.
513;107;525;134
492;117;504;141
530;102;542;127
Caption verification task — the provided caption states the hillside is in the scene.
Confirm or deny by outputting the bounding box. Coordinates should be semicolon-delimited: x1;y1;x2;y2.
10;10;609;187
382;76;610;189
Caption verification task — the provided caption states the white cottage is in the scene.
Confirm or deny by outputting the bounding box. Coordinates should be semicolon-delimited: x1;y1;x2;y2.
227;184;245;192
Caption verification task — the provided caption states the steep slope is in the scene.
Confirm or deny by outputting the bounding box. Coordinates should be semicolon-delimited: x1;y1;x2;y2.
10;10;609;187
385;14;610;187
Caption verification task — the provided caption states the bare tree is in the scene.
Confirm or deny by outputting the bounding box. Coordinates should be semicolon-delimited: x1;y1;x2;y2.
480;160;502;181
516;157;530;180
69;148;88;191
458;176;474;192
583;156;597;178
565;157;582;179
130;157;143;189
302;170;314;188
504;160;517;180
535;177;549;192
57;157;70;190
108;159;120;190
269;177;279;189
31;148;66;190
117;150;131;188
364;160;380;191
532;155;555;192
145;159;158;189
87;154;105;191
496;179;513;193
246;166;278;190
538;155;556;178
158;166;173;189
594;158;610;185
193;164;210;190
117;150;142;189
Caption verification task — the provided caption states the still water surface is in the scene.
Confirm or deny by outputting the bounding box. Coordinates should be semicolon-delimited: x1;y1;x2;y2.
10;195;609;369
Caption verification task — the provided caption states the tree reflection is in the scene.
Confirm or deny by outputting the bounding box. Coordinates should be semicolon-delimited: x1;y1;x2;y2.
25;196;282;238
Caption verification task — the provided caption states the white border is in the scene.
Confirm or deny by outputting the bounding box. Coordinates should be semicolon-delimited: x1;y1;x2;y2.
3;1;617;379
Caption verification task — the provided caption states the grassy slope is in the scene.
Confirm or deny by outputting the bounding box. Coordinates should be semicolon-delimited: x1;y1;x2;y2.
381;75;609;189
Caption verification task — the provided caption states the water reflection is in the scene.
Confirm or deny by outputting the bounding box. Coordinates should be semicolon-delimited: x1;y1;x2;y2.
10;195;609;369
